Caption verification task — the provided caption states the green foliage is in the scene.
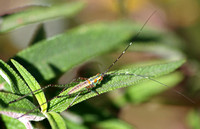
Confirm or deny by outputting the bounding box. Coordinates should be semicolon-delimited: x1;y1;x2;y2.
0;92;43;117
187;109;200;129
45;112;67;129
0;1;85;33
0;1;190;129
13;21;143;84
0;60;30;95
63;118;88;129
11;59;47;113
126;72;184;104
48;60;185;112
1;115;26;129
95;119;134;129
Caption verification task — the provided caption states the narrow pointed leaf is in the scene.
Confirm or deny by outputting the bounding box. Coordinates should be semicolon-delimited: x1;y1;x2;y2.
13;21;142;84
0;1;85;33
126;71;184;104
0;67;13;90
48;59;185;112
44;112;67;129
0;60;30;95
1;115;26;129
11;59;47;113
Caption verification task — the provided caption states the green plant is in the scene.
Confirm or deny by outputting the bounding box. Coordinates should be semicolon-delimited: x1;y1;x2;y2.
0;1;191;129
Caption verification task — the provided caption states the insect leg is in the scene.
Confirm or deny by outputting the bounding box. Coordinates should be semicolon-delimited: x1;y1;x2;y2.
8;84;66;104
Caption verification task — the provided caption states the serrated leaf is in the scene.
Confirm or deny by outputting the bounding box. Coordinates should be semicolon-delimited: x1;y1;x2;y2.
44;112;67;129
47;59;185;112
13;21;141;84
0;60;30;95
0;1;85;33
11;59;47;113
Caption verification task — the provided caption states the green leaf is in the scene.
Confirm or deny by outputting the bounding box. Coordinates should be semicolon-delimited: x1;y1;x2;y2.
187;109;200;129
0;66;13;91
0;1;85;33
0;92;43;118
47;59;185;112
1;115;26;129
126;71;184;104
0;60;30;95
13;21;140;84
130;42;185;60
95;119;134;129
11;59;47;113
44;112;67;129
63;118;88;129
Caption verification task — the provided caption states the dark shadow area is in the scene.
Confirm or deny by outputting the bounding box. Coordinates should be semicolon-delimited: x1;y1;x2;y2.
47;63;63;84
35;117;51;129
70;101;116;127
0;97;8;108
30;24;46;45
101;74;115;85
77;62;101;78
130;34;161;43
0;116;6;129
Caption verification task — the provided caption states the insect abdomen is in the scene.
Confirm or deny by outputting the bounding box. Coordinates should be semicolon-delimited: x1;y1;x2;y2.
68;80;90;95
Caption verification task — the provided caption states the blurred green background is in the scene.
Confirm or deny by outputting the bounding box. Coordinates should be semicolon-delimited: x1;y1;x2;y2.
0;0;200;129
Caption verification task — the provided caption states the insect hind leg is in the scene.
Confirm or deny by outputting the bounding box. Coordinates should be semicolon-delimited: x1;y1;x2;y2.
8;84;65;104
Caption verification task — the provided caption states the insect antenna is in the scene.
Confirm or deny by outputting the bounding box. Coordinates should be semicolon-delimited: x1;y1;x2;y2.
105;73;195;103
8;84;68;104
15;10;161;119
102;10;157;75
